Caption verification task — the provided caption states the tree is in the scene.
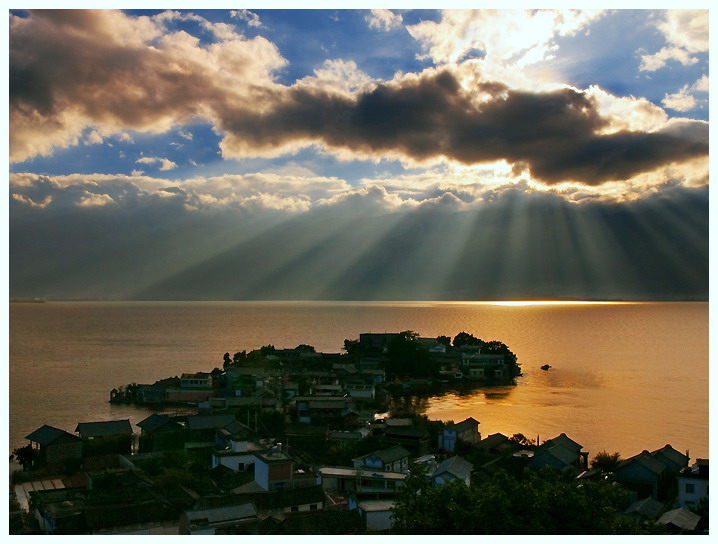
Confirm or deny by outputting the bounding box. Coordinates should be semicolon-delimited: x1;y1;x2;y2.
452;331;484;348
13;445;36;470
392;466;645;534
510;433;536;447
259;344;276;356
223;352;231;367
386;331;435;378
591;451;622;472
436;335;452;348
343;338;360;357
232;351;246;365
295;344;316;353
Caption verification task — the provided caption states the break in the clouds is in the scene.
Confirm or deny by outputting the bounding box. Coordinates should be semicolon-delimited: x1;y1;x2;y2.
8;8;710;301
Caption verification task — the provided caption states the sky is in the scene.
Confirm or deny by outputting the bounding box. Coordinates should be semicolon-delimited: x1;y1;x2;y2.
7;7;710;300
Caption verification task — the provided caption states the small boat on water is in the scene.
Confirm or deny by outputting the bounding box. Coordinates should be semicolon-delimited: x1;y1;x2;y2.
540;364;552;371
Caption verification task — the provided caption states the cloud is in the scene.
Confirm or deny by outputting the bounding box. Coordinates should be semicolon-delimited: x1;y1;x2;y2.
231;9;263;28
366;9;403;32
639;10;708;71
84;130;104;145
9;9;286;162
296;59;374;95
216;68;707;185
661;75;709;112
407;10;605;68
135;156;178;170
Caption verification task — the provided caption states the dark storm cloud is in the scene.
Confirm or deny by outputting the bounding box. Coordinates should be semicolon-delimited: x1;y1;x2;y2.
219;69;708;185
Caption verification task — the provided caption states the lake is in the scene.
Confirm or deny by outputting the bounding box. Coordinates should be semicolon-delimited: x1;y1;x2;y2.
8;301;708;459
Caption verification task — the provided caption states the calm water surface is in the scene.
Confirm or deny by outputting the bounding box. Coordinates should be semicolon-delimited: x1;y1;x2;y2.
9;301;708;459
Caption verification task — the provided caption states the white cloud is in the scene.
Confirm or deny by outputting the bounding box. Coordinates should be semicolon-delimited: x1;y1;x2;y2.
661;75;709;112
77;192;115;207
178;129;193;140
84;130;104;145
296;59;374;95
639;10;708;72
135;156;178;170
366;9;403;32
407;10;604;68
230;9;263;28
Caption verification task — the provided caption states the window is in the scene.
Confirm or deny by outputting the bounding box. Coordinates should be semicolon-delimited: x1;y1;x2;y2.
291;506;299;513
310;504;318;511
685;483;695;494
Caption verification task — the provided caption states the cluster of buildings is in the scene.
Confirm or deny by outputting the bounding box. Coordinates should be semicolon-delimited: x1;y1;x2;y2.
11;407;708;535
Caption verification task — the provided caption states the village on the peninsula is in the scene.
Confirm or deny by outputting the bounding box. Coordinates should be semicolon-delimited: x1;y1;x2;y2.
10;332;709;535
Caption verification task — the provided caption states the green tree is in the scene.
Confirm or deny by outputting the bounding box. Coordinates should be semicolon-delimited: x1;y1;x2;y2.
392;467;644;534
591;451;622;472
295;344;316;353
386;331;435;378
223;352;231;367
436;335;452;348
12;445;36;470
232;351;246;365
452;331;484;348
260;344;276;356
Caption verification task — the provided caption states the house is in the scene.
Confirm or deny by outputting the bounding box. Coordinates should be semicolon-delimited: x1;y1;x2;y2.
75;419;134;456
294;396;354;424
432;455;473;486
180;372;213;389
613;451;671;500
677;459;708;509
180;503;258;535
478;433;516;455
438;417;480;452
254;449;296;491
381;426;430;455
136;414;185;452
318;467;407;494
25;425;83;467
185;414;239;444
650;444;689;475
212;424;265;473
528;433;587;473
348;494;395;532
232;485;326;517
460;348;506;379
353;445;410;473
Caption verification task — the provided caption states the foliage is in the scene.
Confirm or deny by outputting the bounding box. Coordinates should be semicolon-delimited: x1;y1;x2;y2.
391;467;642;534
386;331;436;378
436;335;452;348
510;433;536;447
223;352;231;367
295;344;316;353
591;451;622;472
343;338;360;357
13;445;36;470
260;344;276;356
452;331;484;347
232;351;246;365
483;340;522;377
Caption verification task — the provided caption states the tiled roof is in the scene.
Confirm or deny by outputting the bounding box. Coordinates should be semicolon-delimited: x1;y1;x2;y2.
26;424;81;445
658;508;700;531
186;414;237;431
625;497;666;520
185;502;258;527
616;451;667;475
433;455;473;480
452;417;480;433
136;414;180;433
75;419;133;438
542;432;582;452
355;445;410;465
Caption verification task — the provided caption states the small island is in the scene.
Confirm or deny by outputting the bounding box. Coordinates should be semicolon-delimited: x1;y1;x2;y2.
109;330;522;409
